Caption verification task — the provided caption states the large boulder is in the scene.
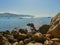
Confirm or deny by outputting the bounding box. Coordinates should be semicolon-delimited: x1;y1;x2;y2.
38;24;50;34
47;13;60;38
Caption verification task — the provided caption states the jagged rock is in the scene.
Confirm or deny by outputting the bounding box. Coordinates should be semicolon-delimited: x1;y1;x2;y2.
47;13;60;38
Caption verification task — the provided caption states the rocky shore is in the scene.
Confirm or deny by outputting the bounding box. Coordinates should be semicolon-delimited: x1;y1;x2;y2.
0;13;60;45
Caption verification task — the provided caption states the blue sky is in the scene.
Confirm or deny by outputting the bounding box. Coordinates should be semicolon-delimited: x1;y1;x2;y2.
0;0;60;17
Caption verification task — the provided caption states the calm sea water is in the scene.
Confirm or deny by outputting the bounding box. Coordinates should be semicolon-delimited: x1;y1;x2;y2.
0;17;52;31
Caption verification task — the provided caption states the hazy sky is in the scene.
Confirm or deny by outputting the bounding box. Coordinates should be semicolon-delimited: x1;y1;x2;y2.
0;0;60;17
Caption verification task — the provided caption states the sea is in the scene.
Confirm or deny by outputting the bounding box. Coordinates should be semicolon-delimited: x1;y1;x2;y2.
0;17;52;31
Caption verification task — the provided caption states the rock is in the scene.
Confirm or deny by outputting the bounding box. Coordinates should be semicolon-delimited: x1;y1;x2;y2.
34;43;43;45
26;42;43;45
18;40;24;45
44;40;49;45
12;42;18;45
26;43;34;45
27;23;36;34
17;33;27;41
32;32;43;42
26;33;33;38
51;38;60;42
18;29;28;34
3;41;11;45
30;41;36;43
45;34;53;39
44;40;53;45
38;24;50;34
47;13;60;38
24;38;31;44
51;38;60;45
7;34;16;43
3;36;11;45
11;30;18;39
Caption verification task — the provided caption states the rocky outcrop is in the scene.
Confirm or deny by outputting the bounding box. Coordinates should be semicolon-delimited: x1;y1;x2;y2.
47;13;60;38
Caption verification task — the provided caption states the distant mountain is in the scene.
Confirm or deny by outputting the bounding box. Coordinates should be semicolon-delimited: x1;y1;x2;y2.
0;13;34;18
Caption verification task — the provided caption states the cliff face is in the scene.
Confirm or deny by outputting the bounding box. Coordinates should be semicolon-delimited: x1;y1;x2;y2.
47;13;60;38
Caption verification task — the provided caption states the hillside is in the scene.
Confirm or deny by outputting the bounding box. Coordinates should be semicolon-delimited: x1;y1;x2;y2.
0;13;34;18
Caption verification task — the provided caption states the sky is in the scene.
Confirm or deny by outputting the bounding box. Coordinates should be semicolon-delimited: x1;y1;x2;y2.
0;0;60;17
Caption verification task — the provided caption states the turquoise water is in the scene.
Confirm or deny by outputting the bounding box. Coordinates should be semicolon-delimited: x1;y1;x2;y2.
0;17;51;31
